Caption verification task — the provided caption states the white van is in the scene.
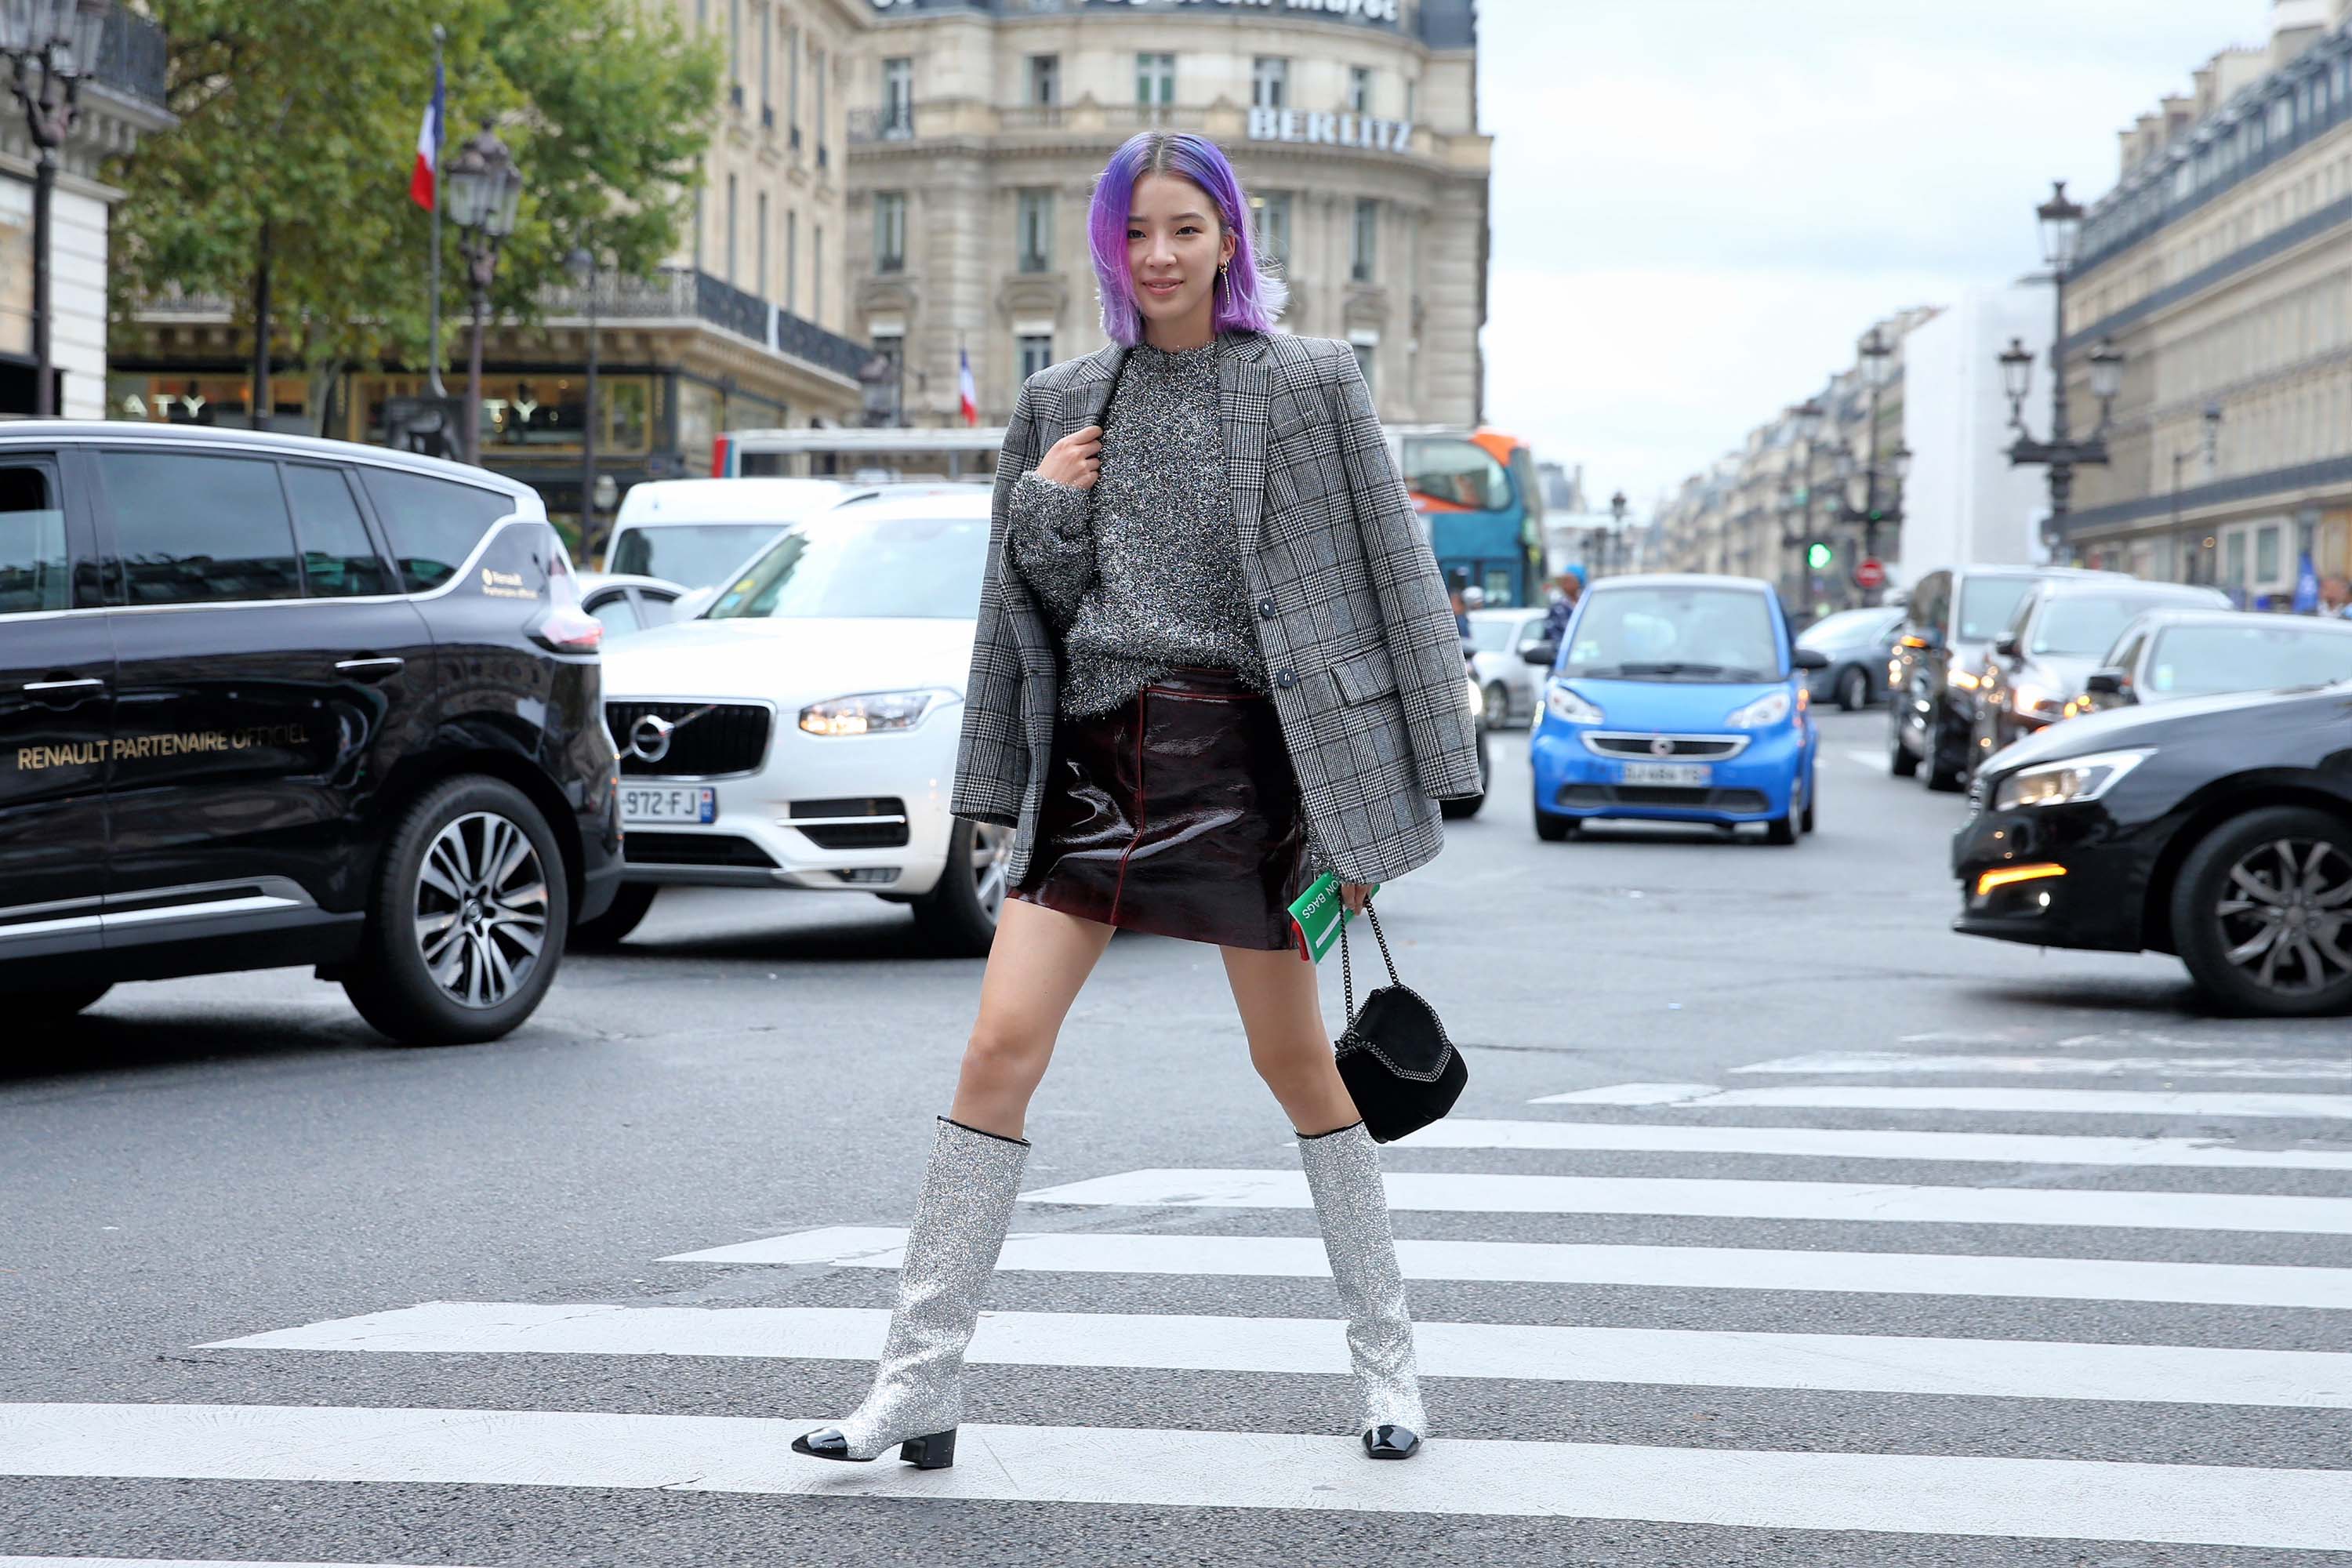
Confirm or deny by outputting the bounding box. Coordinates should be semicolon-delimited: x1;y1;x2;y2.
601;477;870;593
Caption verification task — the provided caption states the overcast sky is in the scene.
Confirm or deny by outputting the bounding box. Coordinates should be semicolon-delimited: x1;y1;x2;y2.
1477;0;2276;514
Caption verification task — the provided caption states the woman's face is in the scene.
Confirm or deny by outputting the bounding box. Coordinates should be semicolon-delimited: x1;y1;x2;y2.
1127;171;1237;336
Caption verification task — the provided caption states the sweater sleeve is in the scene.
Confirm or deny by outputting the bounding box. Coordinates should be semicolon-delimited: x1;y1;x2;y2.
1006;470;1095;630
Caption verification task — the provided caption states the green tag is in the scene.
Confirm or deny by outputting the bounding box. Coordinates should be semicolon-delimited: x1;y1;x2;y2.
1287;872;1375;964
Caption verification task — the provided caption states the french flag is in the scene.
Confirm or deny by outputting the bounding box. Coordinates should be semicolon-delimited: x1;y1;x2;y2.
957;347;978;426
409;59;444;210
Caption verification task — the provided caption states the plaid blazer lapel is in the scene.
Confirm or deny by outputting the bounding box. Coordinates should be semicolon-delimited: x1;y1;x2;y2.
1220;332;1273;554
1060;343;1127;439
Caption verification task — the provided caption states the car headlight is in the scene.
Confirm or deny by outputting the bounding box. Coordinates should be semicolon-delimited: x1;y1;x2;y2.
1545;680;1603;724
1947;667;1981;691
1726;689;1791;728
798;687;960;736
2011;682;2063;717
1991;748;2152;811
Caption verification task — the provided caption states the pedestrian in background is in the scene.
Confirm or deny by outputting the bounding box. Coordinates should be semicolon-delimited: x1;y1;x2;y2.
2320;575;2352;618
1542;566;1584;643
1450;583;1471;642
793;129;1479;1475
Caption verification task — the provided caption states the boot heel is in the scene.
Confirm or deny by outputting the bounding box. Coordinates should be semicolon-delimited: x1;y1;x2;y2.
898;1428;957;1469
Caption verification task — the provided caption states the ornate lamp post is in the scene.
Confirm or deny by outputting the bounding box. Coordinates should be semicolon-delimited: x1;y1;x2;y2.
1606;488;1628;579
1;0;107;417
2001;180;2124;558
1840;325;1907;564
445;118;524;466
565;244;602;553
1783;397;1827;598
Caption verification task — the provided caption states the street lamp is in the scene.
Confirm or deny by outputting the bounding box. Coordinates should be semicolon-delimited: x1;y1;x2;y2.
2001;180;2121;557
1607;488;1628;579
1;0;107;417
1840;327;1906;569
565;244;602;555
446;118;524;466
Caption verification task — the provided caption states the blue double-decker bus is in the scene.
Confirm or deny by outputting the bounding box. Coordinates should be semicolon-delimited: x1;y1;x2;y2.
1390;426;1547;607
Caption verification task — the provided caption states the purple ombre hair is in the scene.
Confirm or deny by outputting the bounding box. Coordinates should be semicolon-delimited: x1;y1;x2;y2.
1087;132;1287;347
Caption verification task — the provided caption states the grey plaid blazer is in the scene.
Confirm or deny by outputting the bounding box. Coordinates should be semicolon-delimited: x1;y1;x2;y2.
949;329;1480;888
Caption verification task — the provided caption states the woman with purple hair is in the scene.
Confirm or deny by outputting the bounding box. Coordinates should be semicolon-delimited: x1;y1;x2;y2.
794;132;1477;1471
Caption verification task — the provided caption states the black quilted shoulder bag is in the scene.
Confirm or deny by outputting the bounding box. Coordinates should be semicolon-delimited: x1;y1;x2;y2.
1331;898;1466;1143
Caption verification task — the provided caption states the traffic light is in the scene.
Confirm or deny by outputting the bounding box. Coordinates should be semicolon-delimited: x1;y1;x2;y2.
1806;540;1835;571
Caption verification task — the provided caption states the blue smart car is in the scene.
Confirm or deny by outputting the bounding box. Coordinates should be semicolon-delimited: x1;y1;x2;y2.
1526;574;1827;844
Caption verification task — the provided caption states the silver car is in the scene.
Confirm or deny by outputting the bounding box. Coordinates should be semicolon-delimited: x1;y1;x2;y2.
1465;606;1552;728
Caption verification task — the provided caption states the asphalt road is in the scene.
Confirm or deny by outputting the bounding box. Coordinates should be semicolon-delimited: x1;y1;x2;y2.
5;710;2350;1566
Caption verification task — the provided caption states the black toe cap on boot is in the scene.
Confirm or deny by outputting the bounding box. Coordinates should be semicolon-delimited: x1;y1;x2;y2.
1363;1424;1421;1459
791;1427;862;1461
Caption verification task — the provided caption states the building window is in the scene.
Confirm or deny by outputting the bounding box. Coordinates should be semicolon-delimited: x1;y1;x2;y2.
1404;76;1416;124
728;0;740;96
1251;191;1291;267
814;225;824;321
2256;522;2283;583
1354;342;1377;398
1018;333;1054;385
726;174;740;283
1028;53;1059;107
785;209;798;312
1351;197;1377;282
882;56;914;135
757;191;769;296
2225;528;2248;586
1017;188;1054;274
787;23;800;145
760;5;771;120
875;191;907;274
1136;52;1174;107
693;186;705;272
1349;65;1373;115
1251;56;1288;110
814;45;826;154
868;336;904;423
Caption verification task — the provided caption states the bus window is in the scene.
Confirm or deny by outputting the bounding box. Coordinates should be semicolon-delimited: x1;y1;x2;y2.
1403;437;1511;512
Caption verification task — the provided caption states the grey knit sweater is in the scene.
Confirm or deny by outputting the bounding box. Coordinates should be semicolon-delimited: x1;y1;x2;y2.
1007;336;1271;719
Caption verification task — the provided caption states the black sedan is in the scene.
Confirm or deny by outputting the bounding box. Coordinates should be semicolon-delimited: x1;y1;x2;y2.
2071;608;2352;717
1953;682;2352;1016
1968;578;2228;768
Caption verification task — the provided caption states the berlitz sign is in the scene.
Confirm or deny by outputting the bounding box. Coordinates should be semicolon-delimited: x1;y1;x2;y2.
1248;106;1414;153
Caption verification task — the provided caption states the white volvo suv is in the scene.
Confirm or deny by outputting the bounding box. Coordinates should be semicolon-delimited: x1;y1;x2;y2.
587;488;1010;954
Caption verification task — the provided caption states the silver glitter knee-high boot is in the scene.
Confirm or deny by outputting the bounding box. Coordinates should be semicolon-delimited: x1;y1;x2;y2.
791;1114;1029;1468
1298;1118;1428;1459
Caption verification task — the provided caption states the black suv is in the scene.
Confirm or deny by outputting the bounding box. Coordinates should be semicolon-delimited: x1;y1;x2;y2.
2;424;622;1044
1886;564;2124;791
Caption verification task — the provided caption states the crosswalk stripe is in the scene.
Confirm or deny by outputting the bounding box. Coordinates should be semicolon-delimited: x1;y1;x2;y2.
5;1403;2346;1547
200;1301;2352;1410
1733;1051;2352;1081
1534;1082;2352;1119
1388;1116;2352;1171
1015;1169;2352;1234
666;1225;2352;1309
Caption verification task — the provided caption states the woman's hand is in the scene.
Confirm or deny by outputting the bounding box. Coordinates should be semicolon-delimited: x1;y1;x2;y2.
1033;424;1103;490
1339;881;1374;915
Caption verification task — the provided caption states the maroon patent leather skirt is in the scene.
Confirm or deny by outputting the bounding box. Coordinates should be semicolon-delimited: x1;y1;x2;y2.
1009;664;1313;951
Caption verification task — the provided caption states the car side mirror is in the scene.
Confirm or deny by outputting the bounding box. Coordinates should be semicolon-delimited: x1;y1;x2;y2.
2084;668;2132;700
1791;647;1830;671
1994;633;2021;659
1519;638;1559;666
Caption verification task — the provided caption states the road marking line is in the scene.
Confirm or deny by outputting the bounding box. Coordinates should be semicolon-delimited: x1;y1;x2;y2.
201;1301;2352;1410
666;1225;2352;1308
3;1403;2345;1546
1386;1116;2352;1171
1014;1169;2352;1234
1844;748;1885;771
1534;1083;2352;1120
1733;1051;2352;1081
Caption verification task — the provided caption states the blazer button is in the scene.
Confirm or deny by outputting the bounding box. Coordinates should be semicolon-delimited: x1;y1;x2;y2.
1258;596;1277;619
1275;669;1297;690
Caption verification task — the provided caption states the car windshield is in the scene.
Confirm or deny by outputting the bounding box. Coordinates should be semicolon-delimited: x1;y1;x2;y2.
1797;609;1889;648
1957;576;2035;641
1564;586;1780;681
704;513;990;620
1466;617;1522;654
2147;623;2352;695
2033;593;2182;656
610;523;784;589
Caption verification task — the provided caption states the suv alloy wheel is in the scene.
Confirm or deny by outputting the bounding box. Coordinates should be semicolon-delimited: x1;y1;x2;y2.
344;777;572;1044
913;818;1014;956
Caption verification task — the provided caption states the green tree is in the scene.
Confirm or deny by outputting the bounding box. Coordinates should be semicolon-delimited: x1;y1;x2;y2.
108;0;720;432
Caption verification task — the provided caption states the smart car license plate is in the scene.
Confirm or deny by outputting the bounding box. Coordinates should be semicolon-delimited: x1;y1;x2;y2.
1621;762;1711;787
622;785;716;825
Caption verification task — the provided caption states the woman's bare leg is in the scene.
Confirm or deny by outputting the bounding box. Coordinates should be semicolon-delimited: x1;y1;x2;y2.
1221;943;1359;1134
949;895;1118;1139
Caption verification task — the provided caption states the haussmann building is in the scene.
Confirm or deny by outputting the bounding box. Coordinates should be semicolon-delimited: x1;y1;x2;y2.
841;0;1490;430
